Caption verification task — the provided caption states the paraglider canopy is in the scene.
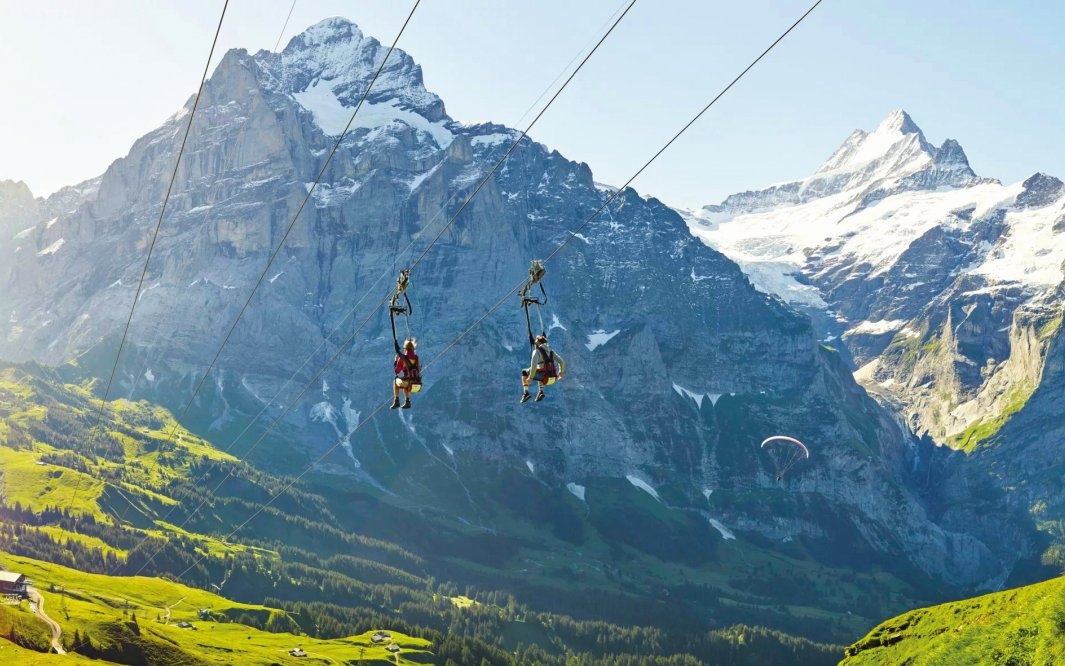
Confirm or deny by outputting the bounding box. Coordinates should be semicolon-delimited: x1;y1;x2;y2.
760;435;809;481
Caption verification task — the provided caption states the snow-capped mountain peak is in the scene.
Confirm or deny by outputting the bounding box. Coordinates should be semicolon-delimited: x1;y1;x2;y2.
815;108;934;177
687;110;1039;314
699;110;983;221
263;17;449;140
879;107;923;135
289;16;365;47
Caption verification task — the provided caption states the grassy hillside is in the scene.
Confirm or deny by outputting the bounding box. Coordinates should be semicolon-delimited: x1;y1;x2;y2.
0;361;852;664
0;553;431;665
842;575;1065;665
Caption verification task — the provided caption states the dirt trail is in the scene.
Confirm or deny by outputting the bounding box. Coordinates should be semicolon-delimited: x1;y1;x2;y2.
162;596;186;624
27;587;66;655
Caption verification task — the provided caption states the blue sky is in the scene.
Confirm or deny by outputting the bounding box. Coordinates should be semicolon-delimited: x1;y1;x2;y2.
1;0;1063;209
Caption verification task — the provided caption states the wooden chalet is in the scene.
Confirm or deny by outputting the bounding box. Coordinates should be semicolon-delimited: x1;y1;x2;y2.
0;571;28;597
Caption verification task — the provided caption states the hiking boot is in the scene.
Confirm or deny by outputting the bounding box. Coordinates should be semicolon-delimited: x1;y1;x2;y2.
401;400;411;409
390;398;401;409
535;391;545;402
520;392;531;404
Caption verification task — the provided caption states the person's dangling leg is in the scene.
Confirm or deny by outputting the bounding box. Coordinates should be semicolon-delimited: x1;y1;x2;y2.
519;366;532;402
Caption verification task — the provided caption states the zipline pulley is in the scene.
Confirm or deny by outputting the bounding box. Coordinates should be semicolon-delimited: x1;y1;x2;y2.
519;260;548;345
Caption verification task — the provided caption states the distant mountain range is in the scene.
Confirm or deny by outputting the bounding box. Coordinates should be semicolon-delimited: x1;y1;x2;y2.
684;107;1065;585
685;109;1065;450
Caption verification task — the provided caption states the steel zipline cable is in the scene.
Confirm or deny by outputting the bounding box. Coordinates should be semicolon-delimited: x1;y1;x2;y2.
128;0;639;578
63;1;418;652
180;0;635;468
144;0;422;462
406;0;635;276
62;0;236;648
162;0;824;586
65;0;230;516
273;0;298;52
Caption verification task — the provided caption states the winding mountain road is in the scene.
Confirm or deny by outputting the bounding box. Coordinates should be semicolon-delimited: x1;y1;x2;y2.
27;587;66;655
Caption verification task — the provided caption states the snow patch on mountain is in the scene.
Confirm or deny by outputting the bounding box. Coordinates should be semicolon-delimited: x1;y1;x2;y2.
566;482;586;502
37;239;65;256
672;382;706;408
407;162;443;192
471;132;516;147
310;400;359;465
626;475;660;501
293;80;452;148
310;401;335;424
689;180;1022;306
707;518;736;540
585;329;619;351
850;319;907;335
241;376;268;404
968;198;1065;286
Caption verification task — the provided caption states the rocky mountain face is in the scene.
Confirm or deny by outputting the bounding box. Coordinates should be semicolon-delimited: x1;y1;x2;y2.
0;20;1017;599
687;109;1065;578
